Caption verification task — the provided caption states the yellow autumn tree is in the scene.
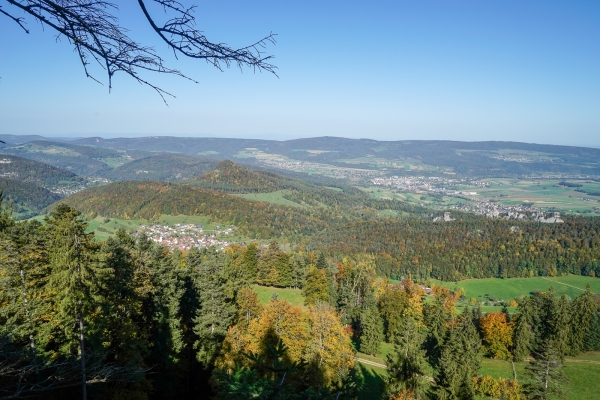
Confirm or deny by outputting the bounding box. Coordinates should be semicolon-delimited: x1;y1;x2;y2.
479;312;513;359
248;297;309;363
303;302;355;387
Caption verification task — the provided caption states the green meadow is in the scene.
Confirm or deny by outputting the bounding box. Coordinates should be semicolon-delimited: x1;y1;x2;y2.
433;275;600;302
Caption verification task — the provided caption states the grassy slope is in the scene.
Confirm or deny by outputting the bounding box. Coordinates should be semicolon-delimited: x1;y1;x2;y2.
480;353;600;400
433;275;600;302
235;190;306;208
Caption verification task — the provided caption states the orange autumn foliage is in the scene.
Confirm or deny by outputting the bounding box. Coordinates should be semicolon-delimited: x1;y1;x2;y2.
479;312;513;359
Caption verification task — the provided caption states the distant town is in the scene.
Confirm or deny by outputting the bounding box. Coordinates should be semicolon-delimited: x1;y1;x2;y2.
133;223;236;251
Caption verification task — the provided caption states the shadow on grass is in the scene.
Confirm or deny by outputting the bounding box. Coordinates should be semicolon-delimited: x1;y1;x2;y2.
356;362;386;400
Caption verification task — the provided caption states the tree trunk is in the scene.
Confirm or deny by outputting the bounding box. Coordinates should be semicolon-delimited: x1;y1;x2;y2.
79;312;87;400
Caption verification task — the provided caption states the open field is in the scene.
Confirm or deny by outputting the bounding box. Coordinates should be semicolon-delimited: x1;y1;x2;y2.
252;285;306;308
460;178;600;214
480;353;600;400
85;216;144;241
235;190;306;208
433;275;600;303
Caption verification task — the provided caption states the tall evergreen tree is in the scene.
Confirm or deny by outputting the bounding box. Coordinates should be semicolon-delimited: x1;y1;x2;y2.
568;285;598;355
584;308;600;352
523;340;569;400
359;302;384;356
190;249;235;367
44;204;106;400
242;242;259;283
433;309;482;400
385;314;429;400
512;298;536;361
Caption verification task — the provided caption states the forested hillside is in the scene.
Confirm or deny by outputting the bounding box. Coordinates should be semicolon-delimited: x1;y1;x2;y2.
311;217;600;281
186;160;289;192
1;141;127;176
0;178;61;214
105;154;218;181
0;154;82;187
55;180;336;238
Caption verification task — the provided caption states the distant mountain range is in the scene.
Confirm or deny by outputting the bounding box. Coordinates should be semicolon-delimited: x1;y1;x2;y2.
69;136;600;178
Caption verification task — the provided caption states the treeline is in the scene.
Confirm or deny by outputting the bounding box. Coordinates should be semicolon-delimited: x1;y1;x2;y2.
310;217;600;281
0;203;356;399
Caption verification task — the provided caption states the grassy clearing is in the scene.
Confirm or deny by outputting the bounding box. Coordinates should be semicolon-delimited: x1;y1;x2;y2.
85;216;144;241
481;353;600;400
235;190;306;208
433;276;599;303
252;285;305;308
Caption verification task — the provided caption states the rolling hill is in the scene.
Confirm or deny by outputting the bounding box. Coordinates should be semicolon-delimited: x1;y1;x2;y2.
104;154;218;181
0;177;61;217
54;181;335;238
72;136;600;178
185;160;291;192
1;140;130;176
0;154;82;187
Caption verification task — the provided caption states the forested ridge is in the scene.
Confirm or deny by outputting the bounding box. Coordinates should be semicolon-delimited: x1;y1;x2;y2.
105;154;218;182
0;154;81;187
0;178;61;214
310;217;600;281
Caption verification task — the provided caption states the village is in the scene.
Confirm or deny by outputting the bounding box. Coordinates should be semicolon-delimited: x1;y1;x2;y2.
134;223;235;251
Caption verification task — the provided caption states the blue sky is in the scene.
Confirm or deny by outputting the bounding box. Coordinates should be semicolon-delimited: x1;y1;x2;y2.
0;1;599;146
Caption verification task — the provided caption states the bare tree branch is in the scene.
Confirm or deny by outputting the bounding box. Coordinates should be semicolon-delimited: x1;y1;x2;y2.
0;0;277;104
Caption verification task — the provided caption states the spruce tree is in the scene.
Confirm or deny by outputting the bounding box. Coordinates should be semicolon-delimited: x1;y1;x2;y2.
584;308;600;352
569;285;598;355
44;205;106;400
433;309;482;400
242;242;259;283
385;314;429;400
190;249;235;366
523;340;569;400
359;302;384;356
512;298;536;361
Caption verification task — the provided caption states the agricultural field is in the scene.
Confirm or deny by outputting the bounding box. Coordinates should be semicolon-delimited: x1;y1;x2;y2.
85;216;144;241
457;178;600;214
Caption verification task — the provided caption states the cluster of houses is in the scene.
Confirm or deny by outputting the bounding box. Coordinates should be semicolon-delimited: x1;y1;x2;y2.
134;223;234;251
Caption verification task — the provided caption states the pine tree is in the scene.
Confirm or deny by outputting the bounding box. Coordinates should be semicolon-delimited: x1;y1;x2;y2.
290;252;307;289
385;314;429;400
523;340;569;400
44;204;106;400
433;309;482;400
359;302;384;356
0;220;49;355
512;298;536;361
242;242;259;283
190;249;235;366
315;251;328;270
584;308;600;352
568;285;598;355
